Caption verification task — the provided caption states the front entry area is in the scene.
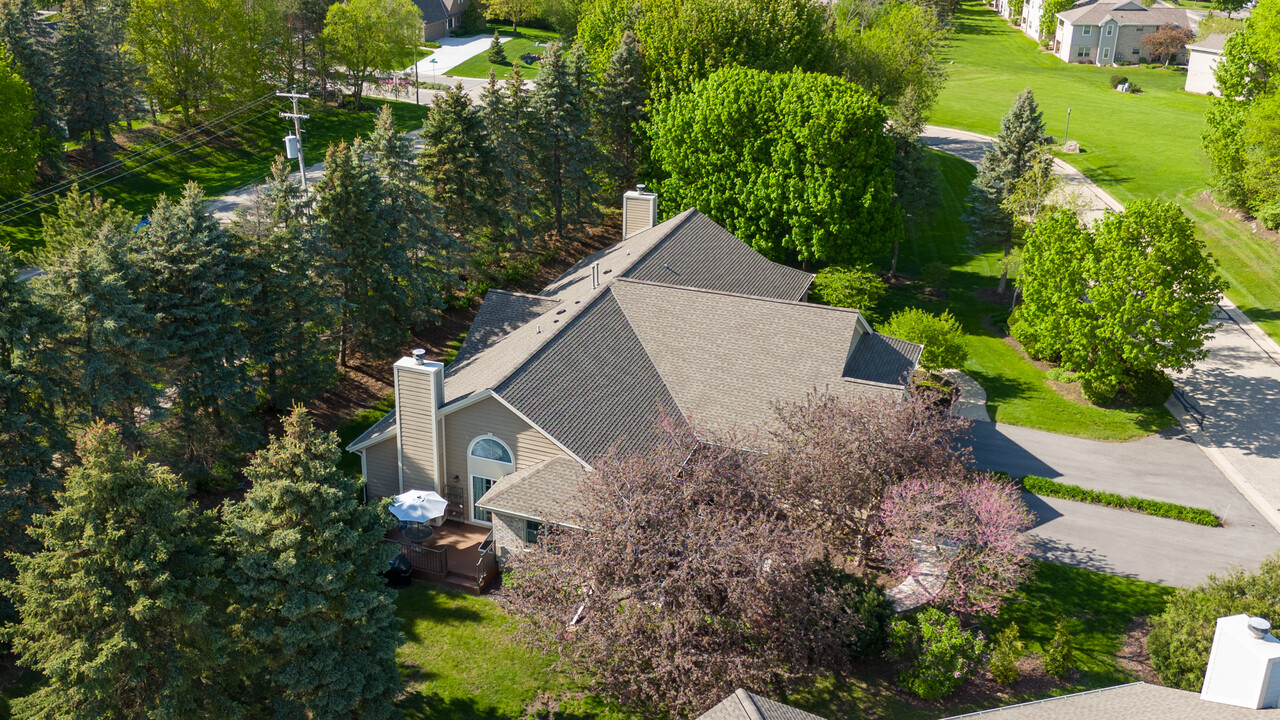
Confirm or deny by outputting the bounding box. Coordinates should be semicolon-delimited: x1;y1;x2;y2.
466;435;513;525
471;475;496;522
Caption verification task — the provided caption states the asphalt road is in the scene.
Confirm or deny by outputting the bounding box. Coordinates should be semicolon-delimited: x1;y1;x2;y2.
969;422;1280;587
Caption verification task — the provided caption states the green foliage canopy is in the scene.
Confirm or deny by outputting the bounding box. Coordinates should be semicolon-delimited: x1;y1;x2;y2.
882;307;969;371
0;45;38;197
810;265;887;314
651;66;901;266
324;0;423;108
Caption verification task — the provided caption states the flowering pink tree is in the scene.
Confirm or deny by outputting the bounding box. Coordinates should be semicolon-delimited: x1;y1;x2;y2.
873;472;1035;615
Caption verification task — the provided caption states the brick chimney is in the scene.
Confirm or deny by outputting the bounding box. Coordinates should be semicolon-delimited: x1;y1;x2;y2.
622;185;658;238
394;349;444;494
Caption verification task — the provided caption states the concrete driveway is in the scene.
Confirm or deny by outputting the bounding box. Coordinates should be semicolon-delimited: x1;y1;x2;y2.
403;34;514;76
969;422;1280;587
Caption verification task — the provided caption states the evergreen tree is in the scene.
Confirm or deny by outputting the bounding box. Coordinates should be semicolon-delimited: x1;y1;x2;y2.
221;407;402;719
887;86;940;275
530;41;597;235
366;106;456;324
236;159;339;413
53;2;119;157
487;29;507;64
31;226;160;439
312;141;415;365
132;182;258;474
965;88;1049;293
3;422;232;719
420;83;506;246
0;0;62;174
0;244;63;627
33;184;136;266
482;66;538;248
594;30;647;195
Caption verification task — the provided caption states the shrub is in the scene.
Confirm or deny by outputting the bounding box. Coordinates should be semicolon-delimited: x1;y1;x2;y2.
811;265;887;312
1109;74;1128;88
455;0;483;35
520;52;541;65
889;608;987;700
1123;367;1173;405
988;623;1025;684
814;564;896;660
1019;475;1222;527
921;260;950;292
425;41;442;48
1045;367;1077;383
1129;83;1143;94
1149;555;1280;690
487;31;507;64
1043;619;1074;678
882;308;970;371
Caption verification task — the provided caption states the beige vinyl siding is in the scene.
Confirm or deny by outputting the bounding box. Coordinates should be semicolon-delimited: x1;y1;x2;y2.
364;438;400;499
397;368;438;492
442;396;567;515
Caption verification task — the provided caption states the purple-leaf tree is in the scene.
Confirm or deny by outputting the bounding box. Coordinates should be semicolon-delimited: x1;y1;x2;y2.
503;416;888;718
873;471;1035;615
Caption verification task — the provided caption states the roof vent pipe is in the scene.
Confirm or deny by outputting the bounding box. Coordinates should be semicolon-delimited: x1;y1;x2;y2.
591;262;600;289
1251;617;1273;639
411;348;426;365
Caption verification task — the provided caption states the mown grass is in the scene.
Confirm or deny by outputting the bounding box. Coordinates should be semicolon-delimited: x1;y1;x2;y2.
445;25;559;80
882;150;1176;440
934;0;1280;347
0;98;432;256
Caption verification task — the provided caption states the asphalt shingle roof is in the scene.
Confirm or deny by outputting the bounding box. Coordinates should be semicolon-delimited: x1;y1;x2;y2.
453;290;561;365
1189;32;1230;53
697;689;828;720
474;456;587;523
843;332;924;386
495;291;685;463
940;682;1274;719
1058;0;1189;26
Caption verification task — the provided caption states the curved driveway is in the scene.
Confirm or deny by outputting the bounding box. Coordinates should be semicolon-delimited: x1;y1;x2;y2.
923;125;1280;585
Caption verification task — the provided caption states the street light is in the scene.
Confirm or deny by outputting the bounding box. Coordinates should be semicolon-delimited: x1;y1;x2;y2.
430;58;438;85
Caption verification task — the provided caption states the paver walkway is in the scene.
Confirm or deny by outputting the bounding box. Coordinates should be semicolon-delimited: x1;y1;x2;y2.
923;124;1280;541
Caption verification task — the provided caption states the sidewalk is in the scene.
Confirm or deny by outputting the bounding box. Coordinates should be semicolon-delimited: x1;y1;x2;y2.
924;124;1280;536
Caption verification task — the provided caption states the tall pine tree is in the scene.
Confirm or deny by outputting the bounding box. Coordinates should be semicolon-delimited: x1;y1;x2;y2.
53;1;120;157
965;88;1049;294
419;83;506;247
594;30;647;195
31;224;161;440
235;159;338;412
132;182;258;474
0;0;62;174
312;140;415;365
221;408;402;719
0;244;63;628
3;422;233;720
530;41;597;236
482;66;538;249
33;184;136;266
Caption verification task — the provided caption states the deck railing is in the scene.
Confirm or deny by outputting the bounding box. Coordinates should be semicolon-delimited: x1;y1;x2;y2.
383;538;447;576
475;530;499;590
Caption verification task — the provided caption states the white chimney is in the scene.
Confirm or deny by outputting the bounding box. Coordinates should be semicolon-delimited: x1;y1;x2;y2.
622;185;657;238
394;353;445;495
1201;614;1280;709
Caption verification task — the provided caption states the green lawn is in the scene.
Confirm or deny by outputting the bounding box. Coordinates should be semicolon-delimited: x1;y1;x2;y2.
445;26;560;80
0;98;432;256
935;0;1280;347
885;150;1176;440
392;564;1171;720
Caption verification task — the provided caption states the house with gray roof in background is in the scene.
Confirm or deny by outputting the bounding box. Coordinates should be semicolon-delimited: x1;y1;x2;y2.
347;189;921;587
412;0;475;41
1052;0;1192;65
1186;32;1231;95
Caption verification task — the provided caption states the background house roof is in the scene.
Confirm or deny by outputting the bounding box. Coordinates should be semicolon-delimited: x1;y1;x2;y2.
412;0;458;24
939;682;1269;719
474;456;587;523
1058;1;1189;26
697;689;828;720
1188;32;1230;54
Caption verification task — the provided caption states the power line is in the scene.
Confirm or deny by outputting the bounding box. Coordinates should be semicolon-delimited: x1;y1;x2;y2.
0;103;285;226
0;93;280;217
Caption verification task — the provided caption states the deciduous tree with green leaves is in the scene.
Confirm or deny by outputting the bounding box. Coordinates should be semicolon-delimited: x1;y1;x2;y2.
810;265;887;314
0;45;38;196
0;0;62;173
1013;201;1227;404
221;407;402;719
651;66;901;266
323;0;422;109
3;422;232;719
484;0;539;33
126;0;245;120
882;307;968;371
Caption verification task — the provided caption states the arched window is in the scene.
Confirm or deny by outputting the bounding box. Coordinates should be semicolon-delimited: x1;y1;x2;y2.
469;436;512;464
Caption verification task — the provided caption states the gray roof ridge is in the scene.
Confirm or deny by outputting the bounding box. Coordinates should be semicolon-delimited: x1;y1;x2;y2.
442;211;702;407
939;682;1147;719
611;277;862;318
734;689;767;720
486;288;562;302
539;208;700;298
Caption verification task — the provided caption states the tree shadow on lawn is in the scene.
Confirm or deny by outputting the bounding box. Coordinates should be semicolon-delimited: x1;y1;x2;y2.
400;692;509;720
394;585;487;645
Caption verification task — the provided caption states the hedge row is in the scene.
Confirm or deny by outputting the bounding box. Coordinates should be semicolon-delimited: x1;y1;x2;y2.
1018;475;1223;527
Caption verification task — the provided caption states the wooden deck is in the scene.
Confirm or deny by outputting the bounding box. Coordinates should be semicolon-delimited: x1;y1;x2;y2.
384;521;495;593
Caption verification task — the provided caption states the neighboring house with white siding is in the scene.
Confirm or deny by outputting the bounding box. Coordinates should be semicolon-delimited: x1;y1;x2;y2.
1186;32;1230;95
347;190;922;579
1052;0;1192;65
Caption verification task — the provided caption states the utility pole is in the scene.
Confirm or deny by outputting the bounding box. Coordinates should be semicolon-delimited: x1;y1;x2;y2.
278;90;310;189
414;43;420;105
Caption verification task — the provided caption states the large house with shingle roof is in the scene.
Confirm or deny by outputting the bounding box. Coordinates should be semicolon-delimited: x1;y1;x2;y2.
1051;0;1192;65
347;191;922;562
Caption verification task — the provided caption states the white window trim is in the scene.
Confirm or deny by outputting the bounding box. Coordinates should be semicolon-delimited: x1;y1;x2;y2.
466;434;514;526
468;434;514;464
1083;26;1092;35
1105;23;1114;36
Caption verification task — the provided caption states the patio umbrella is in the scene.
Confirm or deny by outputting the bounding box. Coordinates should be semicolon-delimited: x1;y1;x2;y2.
389;489;449;524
